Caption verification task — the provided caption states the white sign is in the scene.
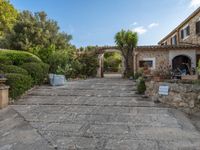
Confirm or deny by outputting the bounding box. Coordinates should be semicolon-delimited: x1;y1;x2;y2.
159;85;169;96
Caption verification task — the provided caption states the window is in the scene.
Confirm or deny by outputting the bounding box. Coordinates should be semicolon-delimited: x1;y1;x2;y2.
196;21;200;35
139;60;153;68
171;35;177;45
139;58;156;69
180;25;190;39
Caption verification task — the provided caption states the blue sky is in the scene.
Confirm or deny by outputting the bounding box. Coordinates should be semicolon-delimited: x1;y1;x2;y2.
10;0;200;47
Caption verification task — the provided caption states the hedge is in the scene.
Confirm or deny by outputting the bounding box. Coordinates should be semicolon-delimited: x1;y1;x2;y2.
0;64;28;75
21;62;49;85
5;73;33;99
0;50;42;65
0;55;13;65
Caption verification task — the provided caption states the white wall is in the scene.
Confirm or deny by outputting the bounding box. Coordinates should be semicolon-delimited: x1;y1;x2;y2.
169;49;196;68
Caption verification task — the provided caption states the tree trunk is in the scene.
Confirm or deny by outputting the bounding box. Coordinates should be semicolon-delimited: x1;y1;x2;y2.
123;55;132;78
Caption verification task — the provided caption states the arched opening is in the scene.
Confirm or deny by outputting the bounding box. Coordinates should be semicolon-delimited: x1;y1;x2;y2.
172;55;192;75
103;51;123;78
97;48;125;78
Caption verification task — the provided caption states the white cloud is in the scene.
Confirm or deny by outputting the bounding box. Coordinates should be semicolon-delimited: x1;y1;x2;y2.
132;26;147;35
190;0;200;8
148;23;159;28
131;22;138;26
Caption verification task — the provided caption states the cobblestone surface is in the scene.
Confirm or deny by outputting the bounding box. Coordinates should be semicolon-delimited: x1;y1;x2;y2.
1;78;200;149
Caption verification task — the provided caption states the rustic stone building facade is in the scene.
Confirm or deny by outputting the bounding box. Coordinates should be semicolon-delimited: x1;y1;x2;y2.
158;7;200;46
135;7;200;74
134;45;200;73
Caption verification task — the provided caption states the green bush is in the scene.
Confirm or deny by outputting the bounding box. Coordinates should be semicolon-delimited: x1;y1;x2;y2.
198;60;200;73
136;77;146;94
0;55;13;65
56;61;82;79
46;50;73;73
0;50;41;65
21;62;49;85
104;52;122;73
0;64;28;75
5;73;33;99
78;52;99;77
134;72;142;80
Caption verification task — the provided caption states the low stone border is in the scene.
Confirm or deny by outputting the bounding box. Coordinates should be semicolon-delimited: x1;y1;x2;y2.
146;80;200;114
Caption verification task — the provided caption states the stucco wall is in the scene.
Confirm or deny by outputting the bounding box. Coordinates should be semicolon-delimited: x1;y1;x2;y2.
169;49;197;68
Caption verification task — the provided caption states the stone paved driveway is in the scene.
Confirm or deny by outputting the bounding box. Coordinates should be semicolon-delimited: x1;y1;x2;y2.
1;78;200;150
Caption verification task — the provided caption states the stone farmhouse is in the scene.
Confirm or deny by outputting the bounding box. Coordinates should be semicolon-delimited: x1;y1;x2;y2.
134;7;200;76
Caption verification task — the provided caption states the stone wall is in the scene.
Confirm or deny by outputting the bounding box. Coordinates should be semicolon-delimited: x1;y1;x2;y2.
146;81;200;114
135;49;169;71
179;11;200;45
162;11;200;45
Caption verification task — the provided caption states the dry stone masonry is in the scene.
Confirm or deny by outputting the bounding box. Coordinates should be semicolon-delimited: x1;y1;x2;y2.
146;81;200;114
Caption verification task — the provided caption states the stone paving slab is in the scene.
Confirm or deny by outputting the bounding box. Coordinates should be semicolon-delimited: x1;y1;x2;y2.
0;107;54;150
1;77;200;149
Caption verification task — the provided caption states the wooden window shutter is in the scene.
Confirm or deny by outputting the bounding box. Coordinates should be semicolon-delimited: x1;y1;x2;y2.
175;35;177;45
196;21;200;34
181;30;184;39
186;26;190;35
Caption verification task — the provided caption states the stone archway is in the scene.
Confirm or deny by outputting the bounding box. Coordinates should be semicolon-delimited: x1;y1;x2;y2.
96;46;125;78
172;55;192;75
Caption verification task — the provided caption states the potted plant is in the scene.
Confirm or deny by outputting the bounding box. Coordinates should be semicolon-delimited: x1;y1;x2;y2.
49;66;67;86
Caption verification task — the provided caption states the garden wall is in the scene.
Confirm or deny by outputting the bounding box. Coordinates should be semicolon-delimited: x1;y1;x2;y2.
146;81;200;114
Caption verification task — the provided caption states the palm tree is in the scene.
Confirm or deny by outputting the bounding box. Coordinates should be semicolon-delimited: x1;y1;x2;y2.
115;29;138;77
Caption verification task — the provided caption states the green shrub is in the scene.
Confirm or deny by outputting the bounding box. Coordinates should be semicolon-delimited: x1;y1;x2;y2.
0;55;13;65
46;50;73;73
78;52;99;77
21;62;49;85
134;72;142;80
133;69;143;80
136;77;146;94
104;52;122;73
0;64;28;75
198;60;200;74
0;50;41;65
5;73;33;99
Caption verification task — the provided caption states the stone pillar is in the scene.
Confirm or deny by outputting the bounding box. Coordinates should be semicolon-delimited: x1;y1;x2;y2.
0;86;9;109
133;51;138;74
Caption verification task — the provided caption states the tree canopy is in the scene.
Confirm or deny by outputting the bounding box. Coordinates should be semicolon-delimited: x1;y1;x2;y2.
0;0;18;38
2;11;72;51
115;29;138;77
